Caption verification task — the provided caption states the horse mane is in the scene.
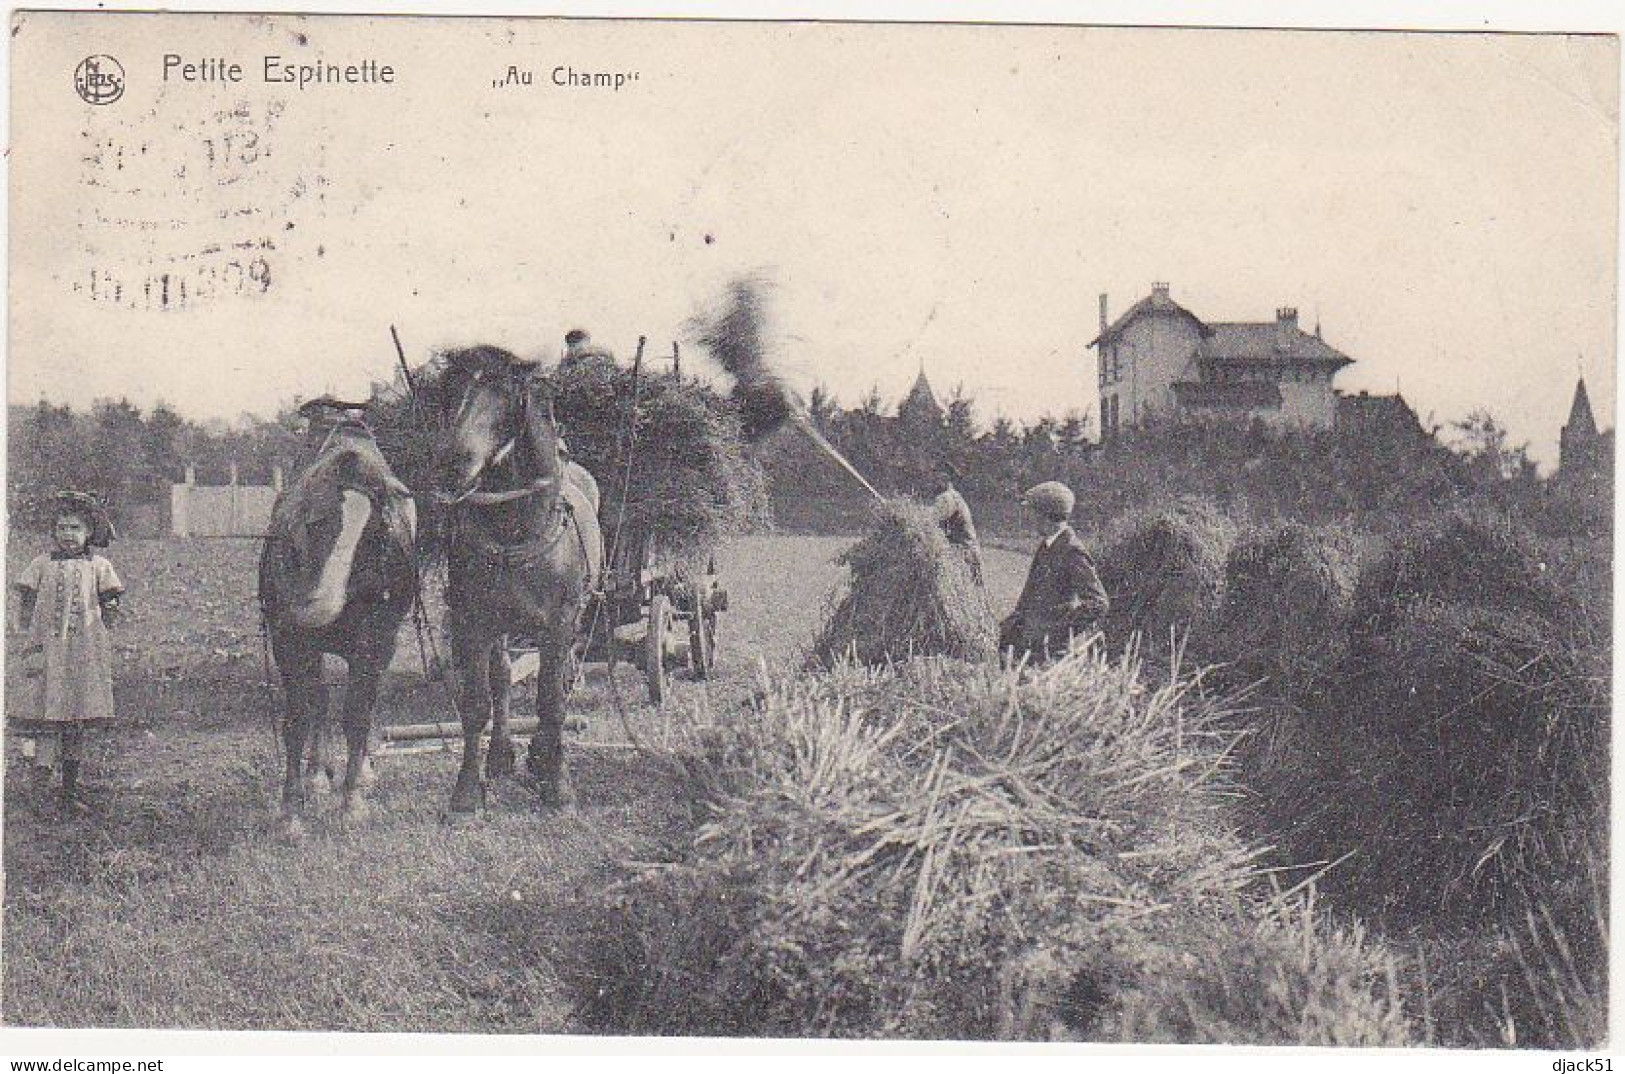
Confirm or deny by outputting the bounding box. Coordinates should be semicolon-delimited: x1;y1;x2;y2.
436;345;558;483
517;378;560;481
441;344;532;379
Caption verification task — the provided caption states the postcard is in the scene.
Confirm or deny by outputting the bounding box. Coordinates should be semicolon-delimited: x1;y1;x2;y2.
4;8;1615;1054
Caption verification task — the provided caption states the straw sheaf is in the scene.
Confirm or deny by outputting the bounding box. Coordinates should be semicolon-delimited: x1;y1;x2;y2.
571;650;1409;1042
1096;499;1237;655
810;500;997;668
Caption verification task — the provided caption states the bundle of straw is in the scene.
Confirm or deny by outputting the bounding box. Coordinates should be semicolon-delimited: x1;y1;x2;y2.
1096;499;1236;654
692;273;797;443
1210;522;1355;700
570;651;1411;1043
811;500;996;667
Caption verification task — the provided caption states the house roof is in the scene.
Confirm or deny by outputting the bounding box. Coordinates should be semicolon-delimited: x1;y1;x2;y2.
1566;377;1599;437
1197;323;1354;368
1336;391;1422;433
1172;380;1283;409
1090;290;1207;348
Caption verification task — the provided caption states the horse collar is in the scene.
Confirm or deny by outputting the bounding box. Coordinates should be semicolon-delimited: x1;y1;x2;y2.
460;498;573;565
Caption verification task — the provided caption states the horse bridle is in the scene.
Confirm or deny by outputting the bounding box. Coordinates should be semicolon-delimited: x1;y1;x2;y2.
435;364;560;508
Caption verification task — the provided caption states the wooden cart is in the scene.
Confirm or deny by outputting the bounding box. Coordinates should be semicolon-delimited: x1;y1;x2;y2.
502;527;727;706
589;529;726;704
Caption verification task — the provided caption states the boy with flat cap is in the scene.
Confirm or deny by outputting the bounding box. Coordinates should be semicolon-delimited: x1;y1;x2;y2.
999;480;1109;663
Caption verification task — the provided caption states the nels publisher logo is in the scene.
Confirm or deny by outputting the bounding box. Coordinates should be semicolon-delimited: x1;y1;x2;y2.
74;54;125;105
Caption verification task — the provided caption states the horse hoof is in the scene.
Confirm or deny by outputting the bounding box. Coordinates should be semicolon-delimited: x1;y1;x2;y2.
278;814;308;844
353;756;378;789
449;781;485;815
486;739;517;780
339;798;373;826
537;774;578;812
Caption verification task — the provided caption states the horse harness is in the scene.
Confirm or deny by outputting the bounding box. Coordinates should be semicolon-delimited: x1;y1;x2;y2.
444;359;599;597
454;494;591;581
264;419;418;599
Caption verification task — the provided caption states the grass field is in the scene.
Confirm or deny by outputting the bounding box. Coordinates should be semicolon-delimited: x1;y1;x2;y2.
6;524;1601;1044
1;534;1030;1031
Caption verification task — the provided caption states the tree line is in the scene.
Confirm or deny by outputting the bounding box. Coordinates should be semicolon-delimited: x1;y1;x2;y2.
771;384;1604;538
7;385;1606;539
7;399;303;532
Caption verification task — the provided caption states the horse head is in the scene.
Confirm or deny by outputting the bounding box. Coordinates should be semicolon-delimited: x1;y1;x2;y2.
430;346;561;505
266;425;417;630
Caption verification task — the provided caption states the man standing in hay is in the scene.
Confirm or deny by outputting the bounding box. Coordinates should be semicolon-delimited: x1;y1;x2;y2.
999;481;1109;663
559;327;617;370
929;464;983;585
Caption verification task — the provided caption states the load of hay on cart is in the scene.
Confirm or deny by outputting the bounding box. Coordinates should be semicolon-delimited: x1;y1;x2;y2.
372;335;766;715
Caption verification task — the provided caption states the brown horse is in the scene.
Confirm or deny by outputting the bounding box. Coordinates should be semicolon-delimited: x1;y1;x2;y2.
259;410;418;829
430;346;603;812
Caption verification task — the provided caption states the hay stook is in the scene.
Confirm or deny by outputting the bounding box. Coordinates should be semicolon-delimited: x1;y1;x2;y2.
811;499;996;668
1096;498;1237;657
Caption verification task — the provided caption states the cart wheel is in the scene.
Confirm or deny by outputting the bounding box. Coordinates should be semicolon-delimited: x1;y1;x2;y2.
685;610;711;679
689;609;717;678
644;594;673;705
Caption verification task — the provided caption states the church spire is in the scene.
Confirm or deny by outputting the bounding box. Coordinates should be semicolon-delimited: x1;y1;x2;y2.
1566;375;1598;439
899;365;943;425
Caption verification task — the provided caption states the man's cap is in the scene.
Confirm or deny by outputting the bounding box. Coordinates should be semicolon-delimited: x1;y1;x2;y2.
1021;481;1075;521
565;328;591;347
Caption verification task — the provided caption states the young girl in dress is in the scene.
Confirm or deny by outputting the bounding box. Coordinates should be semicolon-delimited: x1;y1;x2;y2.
12;491;124;812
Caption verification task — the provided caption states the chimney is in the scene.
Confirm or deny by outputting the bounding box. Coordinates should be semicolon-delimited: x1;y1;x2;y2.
1275;306;1298;349
1099;293;1109;334
1151;281;1170;302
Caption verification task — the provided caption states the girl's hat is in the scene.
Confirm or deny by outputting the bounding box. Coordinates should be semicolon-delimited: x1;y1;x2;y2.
53;491;116;547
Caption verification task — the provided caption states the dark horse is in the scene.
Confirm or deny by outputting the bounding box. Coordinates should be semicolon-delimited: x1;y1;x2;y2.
430;346;603;812
259;404;418;829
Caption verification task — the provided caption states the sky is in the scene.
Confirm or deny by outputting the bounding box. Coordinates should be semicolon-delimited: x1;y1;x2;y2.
9;13;1619;468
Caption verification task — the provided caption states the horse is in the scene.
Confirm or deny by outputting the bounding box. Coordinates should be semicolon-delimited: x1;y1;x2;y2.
258;407;418;829
430;346;603;813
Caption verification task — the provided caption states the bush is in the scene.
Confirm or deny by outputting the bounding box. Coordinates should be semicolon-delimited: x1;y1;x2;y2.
571;650;1413;1042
